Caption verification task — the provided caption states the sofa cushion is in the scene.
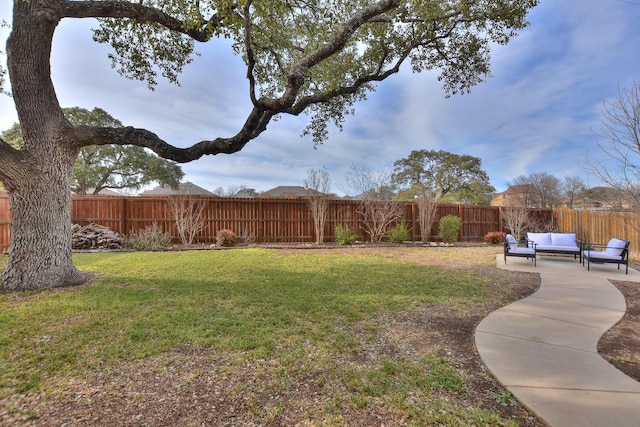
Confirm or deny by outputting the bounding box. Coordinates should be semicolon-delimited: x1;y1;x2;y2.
606;238;627;256
527;232;551;246
550;233;577;247
536;245;580;253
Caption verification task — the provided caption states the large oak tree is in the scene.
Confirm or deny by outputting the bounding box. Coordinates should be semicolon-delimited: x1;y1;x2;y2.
0;0;537;290
392;149;495;204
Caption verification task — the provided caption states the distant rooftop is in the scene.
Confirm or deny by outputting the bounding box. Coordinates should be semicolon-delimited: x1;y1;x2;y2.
258;185;327;198
140;182;216;196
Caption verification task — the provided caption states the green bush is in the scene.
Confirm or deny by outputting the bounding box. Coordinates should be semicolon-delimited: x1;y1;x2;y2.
438;215;462;244
127;222;172;251
484;231;506;244
335;223;356;245
216;229;236;246
388;222;410;243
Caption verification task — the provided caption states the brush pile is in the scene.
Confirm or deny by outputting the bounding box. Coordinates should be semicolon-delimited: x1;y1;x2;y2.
71;223;124;250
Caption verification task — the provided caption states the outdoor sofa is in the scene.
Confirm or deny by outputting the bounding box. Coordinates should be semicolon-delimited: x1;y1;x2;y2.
583;238;630;274
526;232;583;262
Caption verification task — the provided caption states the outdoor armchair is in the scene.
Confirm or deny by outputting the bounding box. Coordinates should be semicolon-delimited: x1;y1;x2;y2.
504;234;536;266
582;238;630;274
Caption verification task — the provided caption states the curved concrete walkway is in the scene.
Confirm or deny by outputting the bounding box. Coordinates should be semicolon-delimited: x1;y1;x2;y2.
476;255;640;427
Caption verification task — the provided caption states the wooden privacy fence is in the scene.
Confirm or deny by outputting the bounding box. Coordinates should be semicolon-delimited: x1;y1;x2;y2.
2;194;637;257
554;208;640;259
0;194;544;251
66;196;510;244
4;194;611;253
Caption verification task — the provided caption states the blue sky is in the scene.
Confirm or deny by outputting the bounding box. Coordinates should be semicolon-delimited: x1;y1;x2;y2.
2;1;640;196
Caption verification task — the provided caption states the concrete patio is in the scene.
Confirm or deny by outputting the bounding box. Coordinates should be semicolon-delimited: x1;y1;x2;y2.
476;254;640;427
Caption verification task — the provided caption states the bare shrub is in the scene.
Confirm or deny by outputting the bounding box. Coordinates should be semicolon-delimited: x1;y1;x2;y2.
304;167;331;244
345;164;404;242
168;194;207;245
127;222;171;251
235;228;256;244
416;187;440;243
501;205;531;241
359;198;405;242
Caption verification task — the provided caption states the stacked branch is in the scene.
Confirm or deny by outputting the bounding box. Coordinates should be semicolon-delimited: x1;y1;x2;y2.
71;223;124;250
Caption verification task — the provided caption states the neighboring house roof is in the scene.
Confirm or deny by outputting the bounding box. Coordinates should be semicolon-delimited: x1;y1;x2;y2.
258;185;326;198
140;181;216;196
501;184;534;195
557;194;602;209
93;188;123;196
71;188;123;196
347;188;397;201
492;185;637;209
491;184;537;207
100;189;123;196
581;186;637;209
232;189;258;198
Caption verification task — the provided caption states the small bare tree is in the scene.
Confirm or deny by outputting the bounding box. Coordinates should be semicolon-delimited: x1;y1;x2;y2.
528;172;562;208
512;173;562;208
345;164;404;242
168;193;207;245
416;185;441;243
304;167;331;244
587;81;640;231
501;205;532;241
562;175;586;209
508;175;537;207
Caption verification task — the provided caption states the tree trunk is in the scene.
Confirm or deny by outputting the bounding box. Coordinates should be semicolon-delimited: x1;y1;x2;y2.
0;155;87;292
2;173;86;291
0;1;86;290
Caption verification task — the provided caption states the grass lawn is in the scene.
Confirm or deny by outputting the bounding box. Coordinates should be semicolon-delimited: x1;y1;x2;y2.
0;246;541;426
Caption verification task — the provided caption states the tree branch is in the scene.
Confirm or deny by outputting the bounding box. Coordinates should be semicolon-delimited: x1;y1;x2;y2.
288;51;408;115
256;0;402;111
0;138;33;187
68;106;275;163
243;0;259;105
61;0;223;42
254;0;464;115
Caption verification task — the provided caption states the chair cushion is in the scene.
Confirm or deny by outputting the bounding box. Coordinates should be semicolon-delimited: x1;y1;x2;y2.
584;250;622;261
550;233;577;247
527;232;551;246
505;234;518;250
510;247;535;255
606;238;627;256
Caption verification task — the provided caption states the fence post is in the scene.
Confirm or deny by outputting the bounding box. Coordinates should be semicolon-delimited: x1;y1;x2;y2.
258;199;264;243
410;202;417;241
120;197;127;236
458;204;463;242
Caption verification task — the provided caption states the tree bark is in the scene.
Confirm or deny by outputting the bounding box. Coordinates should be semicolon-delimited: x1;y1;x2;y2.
2;182;86;291
1;0;85;290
